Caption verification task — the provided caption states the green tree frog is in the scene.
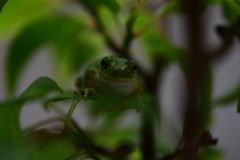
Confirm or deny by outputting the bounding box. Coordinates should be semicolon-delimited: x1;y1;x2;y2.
76;56;143;100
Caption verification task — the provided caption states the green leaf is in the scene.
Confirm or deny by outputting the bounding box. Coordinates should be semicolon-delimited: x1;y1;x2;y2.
95;127;139;148
32;139;78;160
44;91;78;109
0;144;30;160
0;77;62;141
0;0;65;39
0;0;7;12
54;29;102;85
134;12;184;62
198;64;213;128
215;83;240;105
142;28;184;62
198;148;224;160
155;0;223;16
156;139;172;155
223;0;240;24
80;0;120;14
161;0;183;14
6;15;98;94
141;93;156;160
204;0;223;5
20;77;63;99
237;98;240;113
26;131;78;160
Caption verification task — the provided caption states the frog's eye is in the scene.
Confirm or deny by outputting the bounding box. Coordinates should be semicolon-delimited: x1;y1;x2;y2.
101;59;108;69
101;57;113;69
125;60;137;73
131;65;138;73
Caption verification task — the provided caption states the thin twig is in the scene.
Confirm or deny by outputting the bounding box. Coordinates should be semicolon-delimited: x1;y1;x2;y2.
23;117;65;133
209;38;234;61
122;0;148;56
65;98;80;129
82;5;123;55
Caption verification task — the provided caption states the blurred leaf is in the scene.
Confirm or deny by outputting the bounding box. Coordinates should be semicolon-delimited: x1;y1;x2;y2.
153;0;215;15
216;17;240;42
215;25;234;40
161;0;183;14
95;127;139;148
157;0;223;16
215;83;240;105
204;0;223;5
80;0;120;14
6;15;100;94
26;131;78;160
32;139;78;160
143;29;183;62
237;98;240;113
156;139;172;155
223;0;240;24
0;0;65;39
140;93;156;160
0;144;30;160
198;148;224;160
134;12;184;62
44;91;78;109
20;77;63;99
0;77;62;141
183;64;213;141
98;7;117;36
55;29;102;85
91;93;142;116
0;0;7;12
198;64;213;128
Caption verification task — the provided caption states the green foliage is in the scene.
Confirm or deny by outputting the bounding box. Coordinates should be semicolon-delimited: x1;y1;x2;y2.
157;0;223;16
198;65;213;128
0;144;30;160
238;98;240;113
198;148;224;160
204;0;223;5
215;83;240;105
80;0;120;14
142;28;184;62
134;12;184;63
0;0;7;12
0;0;65;39
44;91;78;109
6;15;101;94
0;77;62;141
26;131;78;160
223;0;240;24
0;0;239;159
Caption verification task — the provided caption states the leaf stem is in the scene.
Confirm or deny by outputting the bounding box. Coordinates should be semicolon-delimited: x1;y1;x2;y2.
134;1;174;37
65;98;80;128
23;117;65;133
122;0;148;56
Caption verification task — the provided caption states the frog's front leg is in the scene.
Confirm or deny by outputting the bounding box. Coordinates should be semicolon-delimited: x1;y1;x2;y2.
75;71;97;100
80;88;96;100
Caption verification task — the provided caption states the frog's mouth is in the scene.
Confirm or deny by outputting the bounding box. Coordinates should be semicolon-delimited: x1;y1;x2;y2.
99;70;136;81
96;73;136;95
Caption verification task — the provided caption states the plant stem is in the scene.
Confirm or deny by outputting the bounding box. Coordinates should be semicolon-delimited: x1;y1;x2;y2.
23;117;65;133
65;98;80;129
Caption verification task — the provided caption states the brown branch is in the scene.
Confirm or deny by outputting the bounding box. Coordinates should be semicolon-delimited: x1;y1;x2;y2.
158;131;218;160
77;2;124;55
91;10;123;55
209;23;238;61
179;2;208;159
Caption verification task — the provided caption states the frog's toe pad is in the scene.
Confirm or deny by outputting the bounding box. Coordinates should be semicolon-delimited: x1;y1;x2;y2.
80;88;96;100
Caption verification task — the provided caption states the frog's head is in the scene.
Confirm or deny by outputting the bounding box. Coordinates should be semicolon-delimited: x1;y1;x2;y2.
99;56;138;81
